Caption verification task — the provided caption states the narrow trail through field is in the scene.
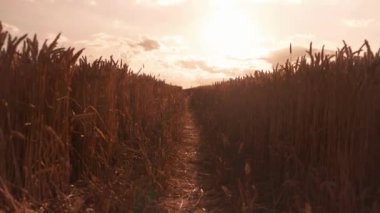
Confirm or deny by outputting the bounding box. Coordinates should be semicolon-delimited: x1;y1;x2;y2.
155;100;233;212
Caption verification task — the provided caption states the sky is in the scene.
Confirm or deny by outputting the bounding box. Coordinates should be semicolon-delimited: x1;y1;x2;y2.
1;0;379;88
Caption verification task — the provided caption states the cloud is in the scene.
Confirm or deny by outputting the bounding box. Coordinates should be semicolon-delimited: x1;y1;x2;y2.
131;37;160;51
136;0;187;6
74;32;134;60
161;35;184;45
76;33;161;52
263;46;308;65
75;32;128;49
263;45;335;65
23;0;56;3
2;22;20;35
22;0;96;4
178;59;208;70
111;19;136;31
289;33;316;41
177;59;252;76
45;33;69;43
73;33;162;61
344;18;375;28
85;0;97;6
247;0;303;4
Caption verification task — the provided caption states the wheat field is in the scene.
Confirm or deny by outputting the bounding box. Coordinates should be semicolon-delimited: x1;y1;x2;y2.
189;42;380;212
1;20;380;212
0;23;185;211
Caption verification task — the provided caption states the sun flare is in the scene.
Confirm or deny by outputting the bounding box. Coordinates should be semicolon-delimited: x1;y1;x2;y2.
202;6;258;55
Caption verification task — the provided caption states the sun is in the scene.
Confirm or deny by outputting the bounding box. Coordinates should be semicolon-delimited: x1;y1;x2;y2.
202;5;258;56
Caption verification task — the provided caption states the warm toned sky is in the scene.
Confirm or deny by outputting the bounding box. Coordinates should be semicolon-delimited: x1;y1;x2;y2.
1;0;379;88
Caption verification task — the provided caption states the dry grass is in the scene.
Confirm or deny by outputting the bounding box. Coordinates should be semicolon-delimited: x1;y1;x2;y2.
0;22;185;211
190;42;380;212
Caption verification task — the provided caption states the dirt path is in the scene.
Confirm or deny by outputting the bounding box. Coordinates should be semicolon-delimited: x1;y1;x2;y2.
155;102;233;212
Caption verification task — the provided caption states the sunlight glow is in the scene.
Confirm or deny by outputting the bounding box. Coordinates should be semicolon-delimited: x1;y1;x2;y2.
202;4;258;56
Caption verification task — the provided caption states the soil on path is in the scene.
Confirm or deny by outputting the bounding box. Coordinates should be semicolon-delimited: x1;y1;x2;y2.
155;102;234;212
